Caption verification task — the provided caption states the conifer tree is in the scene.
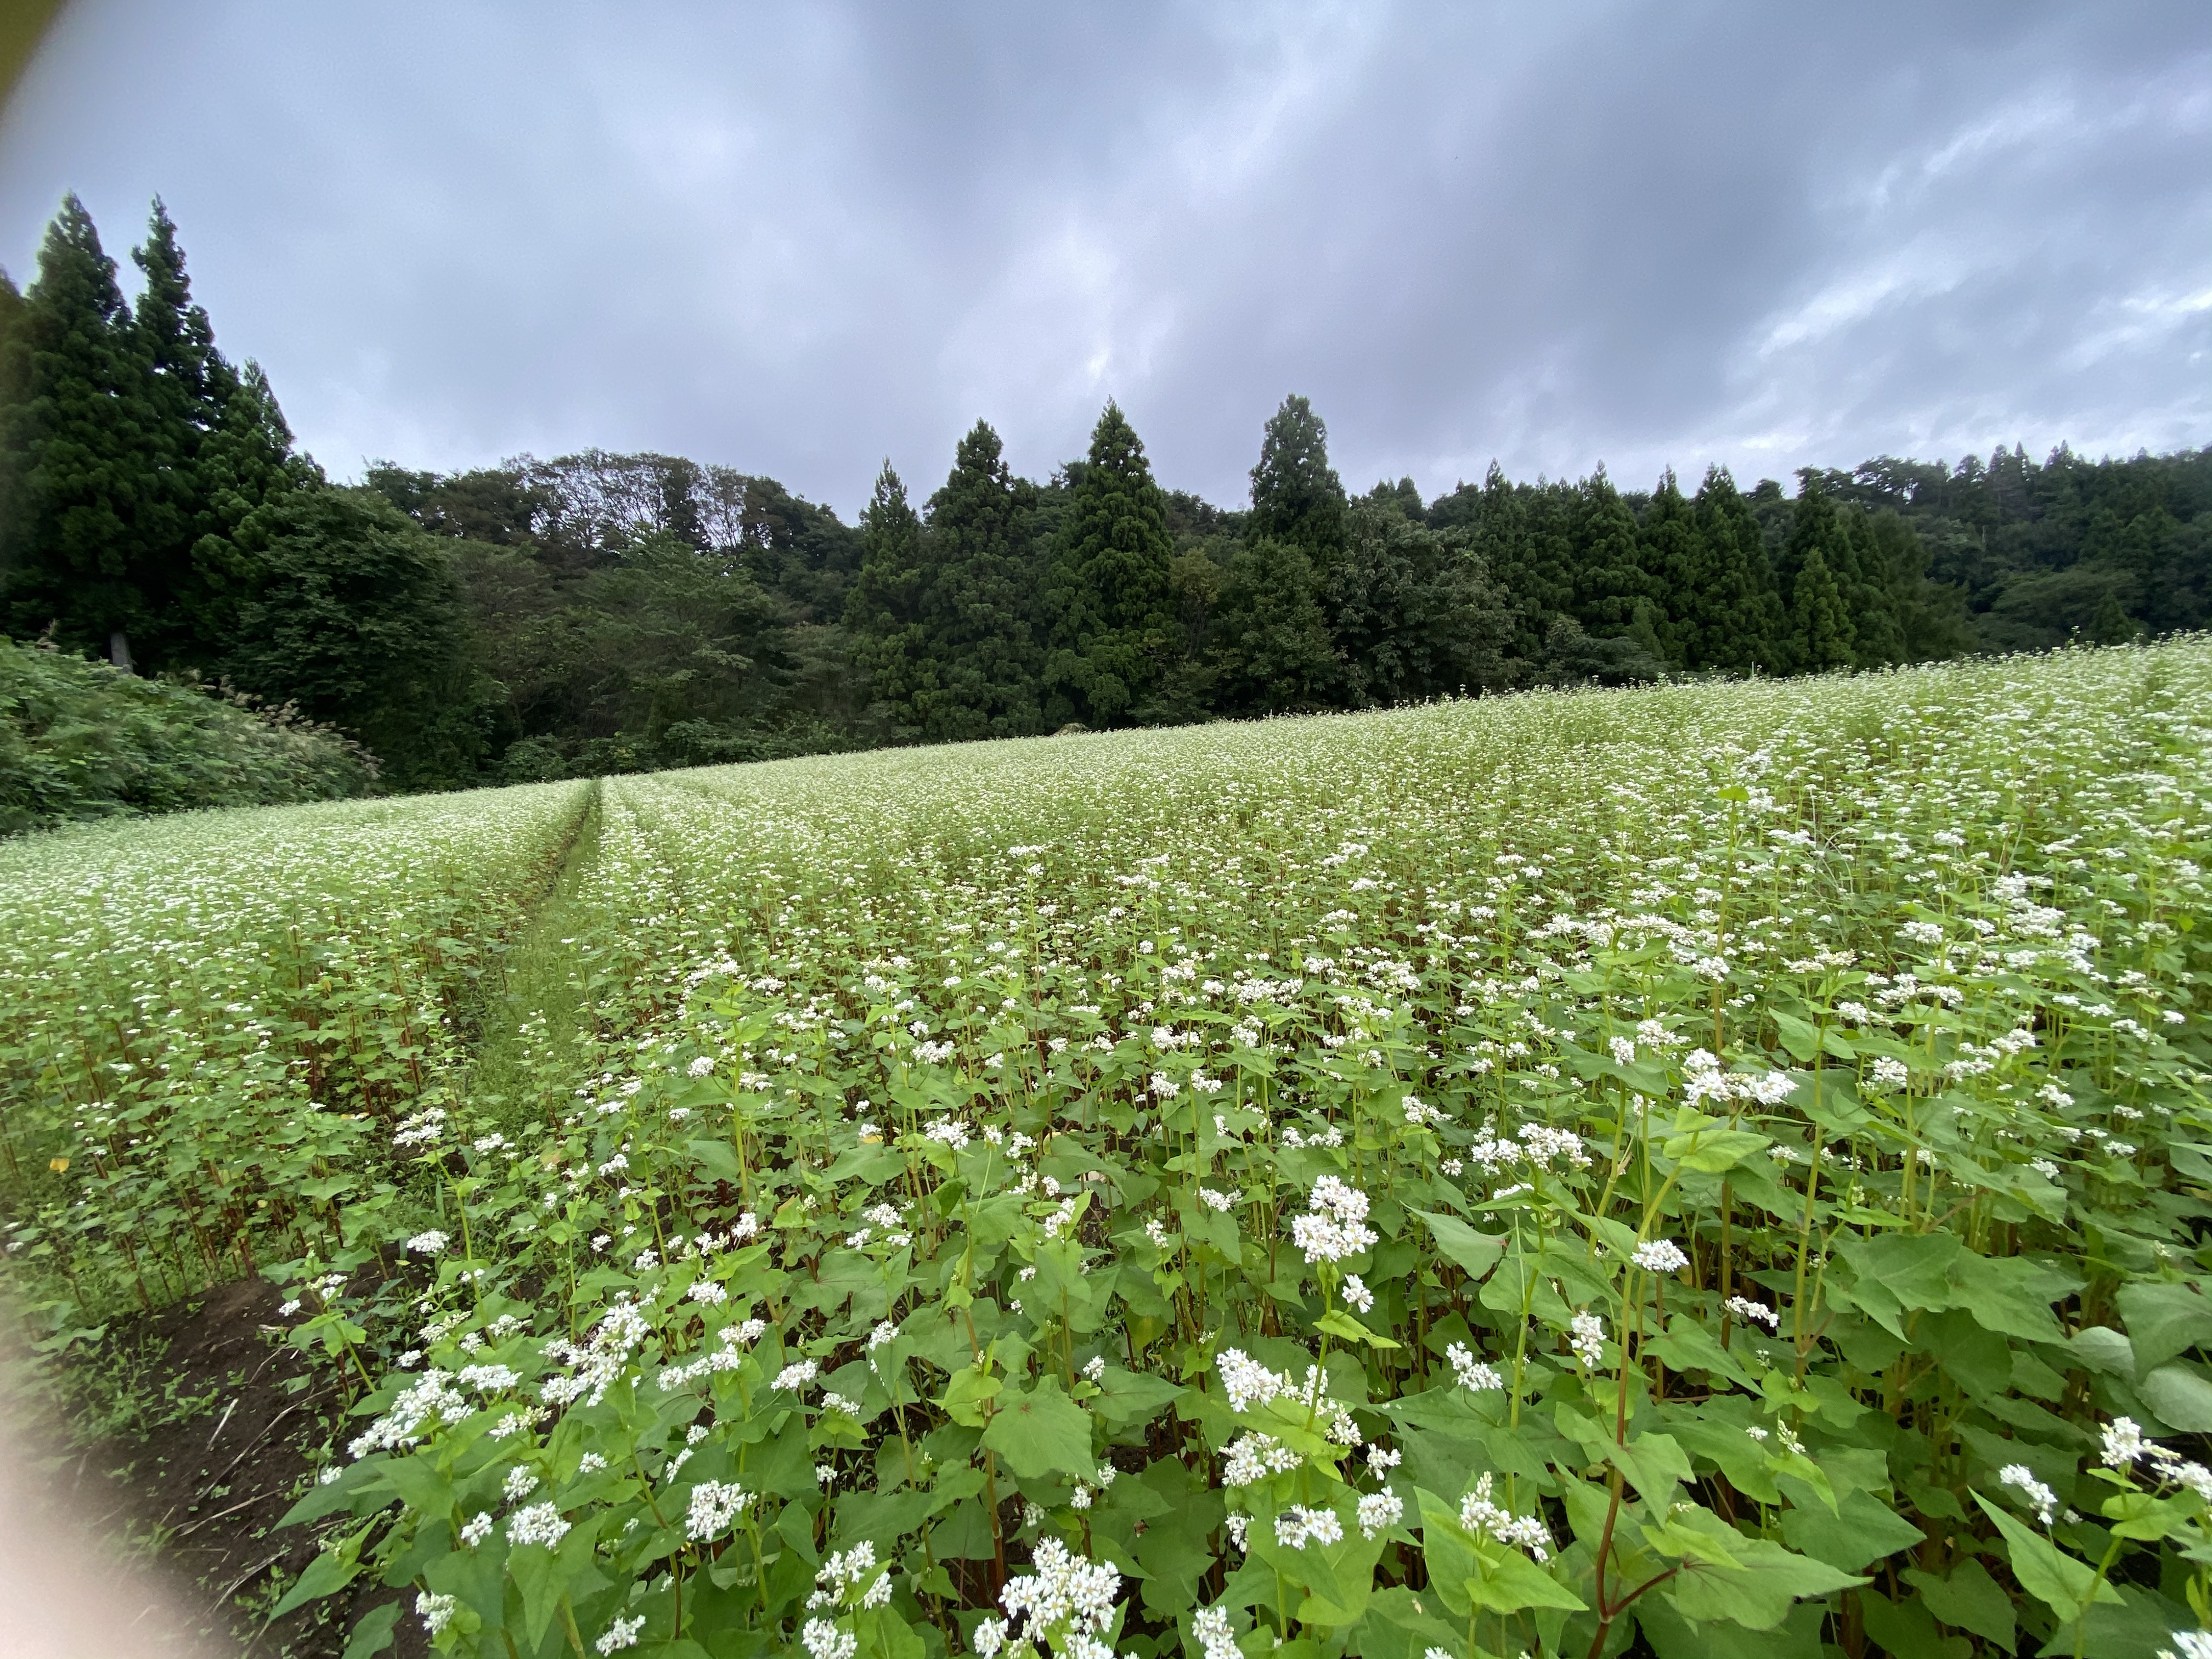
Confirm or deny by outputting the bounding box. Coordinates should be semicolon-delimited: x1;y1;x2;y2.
1210;536;1334;714
189;358;311;647
1043;402;1176;727
1689;467;1782;674
1570;466;1651;637
1636;470;1699;665
844;461;930;730
0;194;167;668
1790;545;1853;671
128;199;303;662
913;421;1042;740
1249;394;1347;559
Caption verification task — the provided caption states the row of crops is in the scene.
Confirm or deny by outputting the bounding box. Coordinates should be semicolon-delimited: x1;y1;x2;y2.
0;781;591;1330
2;642;2209;1659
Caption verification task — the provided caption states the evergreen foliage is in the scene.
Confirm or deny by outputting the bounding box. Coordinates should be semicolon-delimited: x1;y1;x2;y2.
1042;402;1176;727
0;194;167;668
5;196;2210;806
910;420;1043;740
1249;393;1347;558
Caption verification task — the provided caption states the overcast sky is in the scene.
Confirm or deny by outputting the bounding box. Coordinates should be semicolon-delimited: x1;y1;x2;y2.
3;3;2208;517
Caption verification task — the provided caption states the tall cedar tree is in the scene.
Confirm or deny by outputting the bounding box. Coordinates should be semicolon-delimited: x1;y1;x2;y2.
1571;466;1650;636
1045;402;1176;727
0;194;167;668
1689;467;1784;673
845;461;932;730
1249;394;1347;558
129;200;306;664
1212;396;1342;712
1790;545;1854;672
914;421;1042;741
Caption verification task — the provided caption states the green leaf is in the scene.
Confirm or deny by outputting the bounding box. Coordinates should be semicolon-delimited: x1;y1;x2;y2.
340;1601;401;1659
1856;1590;1953;1659
981;1379;1095;1480
1412;1209;1506;1282
1662;1127;1773;1173
2118;1280;2212;1373
1770;1012;1822;1063
687;1139;746;1184
1657;1509;1864;1630
270;1547;359;1618
1316;1307;1401;1349
1948;1252;2069;1345
1090;1364;1186;1427
939;1363;1002;1427
2137;1362;2212;1432
1780;1489;1924;1573
1466;1545;1587;1614
1972;1494;2121;1624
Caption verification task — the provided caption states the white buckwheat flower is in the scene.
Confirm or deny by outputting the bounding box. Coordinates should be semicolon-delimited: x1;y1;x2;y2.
1632;1238;1689;1274
2000;1463;2058;1527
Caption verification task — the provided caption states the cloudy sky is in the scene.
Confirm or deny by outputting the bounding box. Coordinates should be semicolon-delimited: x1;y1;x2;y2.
3;3;2208;516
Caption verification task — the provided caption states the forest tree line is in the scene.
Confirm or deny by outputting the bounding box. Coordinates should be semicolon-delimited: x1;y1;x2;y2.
3;196;2208;788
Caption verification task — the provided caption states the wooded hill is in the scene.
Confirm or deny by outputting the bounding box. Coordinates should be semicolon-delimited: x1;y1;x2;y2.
3;195;2206;787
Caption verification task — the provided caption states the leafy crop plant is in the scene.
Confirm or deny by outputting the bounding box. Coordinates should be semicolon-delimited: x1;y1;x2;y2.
4;641;2210;1659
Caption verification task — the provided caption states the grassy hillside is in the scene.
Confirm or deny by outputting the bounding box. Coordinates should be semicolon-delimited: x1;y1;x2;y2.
0;635;376;834
0;641;2207;1659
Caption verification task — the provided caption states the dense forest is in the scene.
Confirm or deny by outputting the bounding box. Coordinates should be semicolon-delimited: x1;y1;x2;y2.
3;195;2208;788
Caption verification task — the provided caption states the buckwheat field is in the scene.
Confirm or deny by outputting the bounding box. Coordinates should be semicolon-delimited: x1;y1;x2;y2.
3;640;2209;1659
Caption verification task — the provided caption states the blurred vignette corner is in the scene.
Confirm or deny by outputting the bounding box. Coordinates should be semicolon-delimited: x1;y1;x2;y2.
1;1;69;115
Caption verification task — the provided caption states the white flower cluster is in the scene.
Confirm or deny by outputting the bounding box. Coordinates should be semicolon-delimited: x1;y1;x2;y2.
658;1316;768;1391
1356;1489;1404;1539
349;1368;470;1458
976;1537;1126;1659
2000;1463;2058;1526
2102;1417;2212;1498
1569;1311;1606;1367
507;1501;571;1549
416;1591;458;1637
1222;1431;1303;1487
924;1119;971;1150
686;1480;753;1541
1212;1349;1360;1442
1192;1606;1239;1659
405;1229;451;1256
542;1300;653;1409
1464;1122;1592;1177
807;1541;892;1611
1459;1472;1551;1560
1274;1504;1344;1549
1631;1238;1689;1274
596;1613;645;1654
1290;1175;1378;1265
1444;1341;1503;1392
775;1358;821;1394
1682;1049;1798;1107
1724;1295;1780;1330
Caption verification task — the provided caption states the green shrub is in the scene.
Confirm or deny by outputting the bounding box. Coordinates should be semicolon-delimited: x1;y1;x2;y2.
0;636;376;834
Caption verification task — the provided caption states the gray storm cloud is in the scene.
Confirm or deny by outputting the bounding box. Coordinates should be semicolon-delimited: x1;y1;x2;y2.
2;1;2206;515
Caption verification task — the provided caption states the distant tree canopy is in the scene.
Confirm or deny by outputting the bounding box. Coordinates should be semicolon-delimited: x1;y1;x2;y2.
4;194;2207;790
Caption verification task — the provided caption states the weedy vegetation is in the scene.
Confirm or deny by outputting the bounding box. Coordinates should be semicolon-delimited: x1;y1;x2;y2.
1;641;2209;1659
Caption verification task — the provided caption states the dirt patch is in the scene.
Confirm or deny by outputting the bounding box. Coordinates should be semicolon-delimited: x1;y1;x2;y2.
13;1277;420;1658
